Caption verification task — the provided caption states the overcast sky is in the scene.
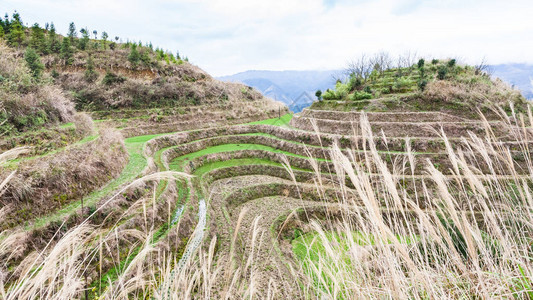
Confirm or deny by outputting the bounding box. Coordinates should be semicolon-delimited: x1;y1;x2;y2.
2;0;533;76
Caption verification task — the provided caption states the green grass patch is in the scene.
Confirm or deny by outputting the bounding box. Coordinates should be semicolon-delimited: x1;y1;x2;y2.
168;143;326;172
245;113;293;126
292;230;418;296
193;158;284;177
27;133;164;230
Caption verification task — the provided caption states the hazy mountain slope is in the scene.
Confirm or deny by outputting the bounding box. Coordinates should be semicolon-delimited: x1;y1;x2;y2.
239;78;293;104
491;63;533;99
218;70;340;111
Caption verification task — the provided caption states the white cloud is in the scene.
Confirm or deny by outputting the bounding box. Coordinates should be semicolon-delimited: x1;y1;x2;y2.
2;0;533;76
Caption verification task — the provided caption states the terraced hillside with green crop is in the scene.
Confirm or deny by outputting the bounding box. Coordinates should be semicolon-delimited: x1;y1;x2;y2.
1;12;532;299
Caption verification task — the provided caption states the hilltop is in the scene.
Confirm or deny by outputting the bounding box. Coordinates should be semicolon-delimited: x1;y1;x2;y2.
0;12;285;146
309;57;527;119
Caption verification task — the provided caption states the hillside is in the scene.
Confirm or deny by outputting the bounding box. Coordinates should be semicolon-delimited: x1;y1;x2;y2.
308;58;527;118
1;12;532;300
0;13;286;150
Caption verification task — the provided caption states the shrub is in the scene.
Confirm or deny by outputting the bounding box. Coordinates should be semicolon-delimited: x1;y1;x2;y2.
431;59;439;65
102;71;125;85
447;59;456;68
140;49;152;66
394;77;411;91
84;55;97;82
348;74;362;91
322;89;337;100
12;110;48;130
73;112;94;137
67;22;77;43
60;37;73;65
315;90;322;101
24;48;44;78
47;23;60;53
417;79;428;91
334;82;349;99
417;58;425;69
128;44;140;67
363;86;372;94
419;67;425;78
79;28;89;50
7;13;24;47
29;23;46;54
437;66;448;80
350;91;372;100
380;87;390;95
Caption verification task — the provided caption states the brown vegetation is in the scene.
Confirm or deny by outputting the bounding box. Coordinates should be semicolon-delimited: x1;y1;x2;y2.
50;47;274;112
0;42;75;134
0;129;127;229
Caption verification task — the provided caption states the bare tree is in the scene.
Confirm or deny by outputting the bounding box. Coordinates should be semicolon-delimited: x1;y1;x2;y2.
346;54;373;81
370;51;392;75
397;50;418;70
474;57;493;76
330;70;346;85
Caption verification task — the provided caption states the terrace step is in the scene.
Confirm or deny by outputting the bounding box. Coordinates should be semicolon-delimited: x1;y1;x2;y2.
299;108;473;123
290;115;513;138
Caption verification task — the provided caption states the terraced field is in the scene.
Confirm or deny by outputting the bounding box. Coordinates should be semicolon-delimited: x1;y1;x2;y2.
95;106;532;297
2;102;532;298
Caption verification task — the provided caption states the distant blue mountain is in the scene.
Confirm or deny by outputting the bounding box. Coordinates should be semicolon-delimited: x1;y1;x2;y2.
239;78;293;105
491;64;533;99
218;70;341;112
218;65;533;112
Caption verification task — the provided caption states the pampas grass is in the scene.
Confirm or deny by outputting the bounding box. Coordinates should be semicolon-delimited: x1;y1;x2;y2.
1;106;532;299
291;110;533;299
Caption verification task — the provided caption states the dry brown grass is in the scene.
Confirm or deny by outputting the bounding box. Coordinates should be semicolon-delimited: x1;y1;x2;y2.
285;110;533;299
0;129;127;229
0;168;191;298
55;51;275;112
0;42;75;134
423;77;526;109
73;112;94;137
